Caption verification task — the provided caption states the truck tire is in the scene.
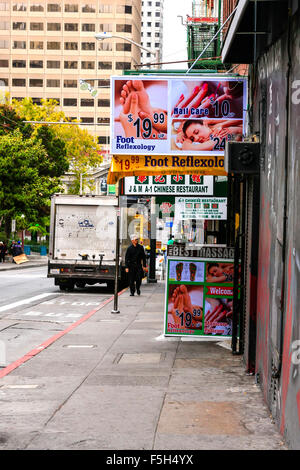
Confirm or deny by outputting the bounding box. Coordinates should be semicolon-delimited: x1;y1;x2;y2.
106;280;115;291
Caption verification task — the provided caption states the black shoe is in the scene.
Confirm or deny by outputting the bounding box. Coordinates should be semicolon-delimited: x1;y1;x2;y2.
130;293;135;296
137;290;141;296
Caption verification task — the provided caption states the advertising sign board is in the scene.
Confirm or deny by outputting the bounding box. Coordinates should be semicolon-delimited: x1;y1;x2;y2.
111;75;247;157
164;253;237;338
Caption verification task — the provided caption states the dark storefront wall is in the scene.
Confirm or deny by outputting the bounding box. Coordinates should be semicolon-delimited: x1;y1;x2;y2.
251;11;300;448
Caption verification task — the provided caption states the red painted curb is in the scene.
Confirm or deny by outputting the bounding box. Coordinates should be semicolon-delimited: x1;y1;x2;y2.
0;288;127;379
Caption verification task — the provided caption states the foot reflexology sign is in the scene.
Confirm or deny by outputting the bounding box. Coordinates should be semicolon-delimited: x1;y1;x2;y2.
164;252;237;337
108;75;247;183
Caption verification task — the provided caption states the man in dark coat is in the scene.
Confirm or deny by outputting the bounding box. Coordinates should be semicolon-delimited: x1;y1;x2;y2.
125;234;147;296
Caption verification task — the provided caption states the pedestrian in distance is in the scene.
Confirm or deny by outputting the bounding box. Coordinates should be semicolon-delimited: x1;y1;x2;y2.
125;234;148;296
0;241;7;263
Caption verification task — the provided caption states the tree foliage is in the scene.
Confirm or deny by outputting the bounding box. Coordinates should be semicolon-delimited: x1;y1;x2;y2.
11;98;103;191
0;130;64;236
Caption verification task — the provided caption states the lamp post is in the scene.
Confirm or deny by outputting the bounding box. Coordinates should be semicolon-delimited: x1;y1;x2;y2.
94;32;159;65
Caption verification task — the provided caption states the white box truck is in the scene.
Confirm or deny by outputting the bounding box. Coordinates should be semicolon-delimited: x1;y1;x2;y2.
47;194;127;291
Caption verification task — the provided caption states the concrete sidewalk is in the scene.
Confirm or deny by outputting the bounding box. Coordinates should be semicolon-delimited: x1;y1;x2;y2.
0;280;286;450
0;256;48;271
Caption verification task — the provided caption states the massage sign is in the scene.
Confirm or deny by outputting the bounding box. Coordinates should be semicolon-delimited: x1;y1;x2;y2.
164;249;239;337
110;75;247;169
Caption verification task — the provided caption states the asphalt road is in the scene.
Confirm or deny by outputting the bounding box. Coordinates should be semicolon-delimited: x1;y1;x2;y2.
0;265;115;368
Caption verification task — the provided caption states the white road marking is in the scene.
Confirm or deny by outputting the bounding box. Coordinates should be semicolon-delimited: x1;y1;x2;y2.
0;293;54;313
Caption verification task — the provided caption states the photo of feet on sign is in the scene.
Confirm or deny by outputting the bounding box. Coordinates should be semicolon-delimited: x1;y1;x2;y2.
113;79;168;140
168;260;205;283
167;284;204;333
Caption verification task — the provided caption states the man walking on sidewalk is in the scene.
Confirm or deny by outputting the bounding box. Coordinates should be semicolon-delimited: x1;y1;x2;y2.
125;234;147;296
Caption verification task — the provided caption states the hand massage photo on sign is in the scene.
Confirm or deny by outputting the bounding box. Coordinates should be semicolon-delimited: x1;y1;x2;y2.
114;79;168;140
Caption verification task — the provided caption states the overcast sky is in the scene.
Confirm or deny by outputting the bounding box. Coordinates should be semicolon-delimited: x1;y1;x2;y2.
162;0;194;70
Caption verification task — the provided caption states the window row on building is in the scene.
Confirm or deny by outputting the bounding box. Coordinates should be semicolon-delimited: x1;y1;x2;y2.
0;77;111;87
0;60;131;70
0;3;133;14
0;21;134;32
7;95;111;108
0;39;132;51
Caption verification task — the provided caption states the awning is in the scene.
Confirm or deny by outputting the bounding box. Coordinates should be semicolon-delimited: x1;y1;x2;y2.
221;0;289;64
107;155;227;185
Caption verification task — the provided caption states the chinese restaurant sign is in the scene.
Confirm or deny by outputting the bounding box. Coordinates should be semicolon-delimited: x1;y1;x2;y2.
175;197;227;220
111;75;247;157
164;253;236;338
123;175;214;195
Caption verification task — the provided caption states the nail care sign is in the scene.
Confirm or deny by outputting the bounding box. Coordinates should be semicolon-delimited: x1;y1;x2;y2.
111;75;247;157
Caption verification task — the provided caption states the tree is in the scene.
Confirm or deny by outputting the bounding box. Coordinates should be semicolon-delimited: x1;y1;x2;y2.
0;130;63;237
11;98;103;192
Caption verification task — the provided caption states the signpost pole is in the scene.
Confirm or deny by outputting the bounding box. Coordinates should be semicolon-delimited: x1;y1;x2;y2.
148;196;157;283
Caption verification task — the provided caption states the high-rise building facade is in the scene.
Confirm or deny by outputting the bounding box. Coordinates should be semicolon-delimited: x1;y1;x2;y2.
140;0;163;68
0;1;142;154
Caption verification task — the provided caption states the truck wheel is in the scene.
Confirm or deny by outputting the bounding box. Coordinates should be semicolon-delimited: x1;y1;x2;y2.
76;281;86;289
59;284;66;291
107;281;115;291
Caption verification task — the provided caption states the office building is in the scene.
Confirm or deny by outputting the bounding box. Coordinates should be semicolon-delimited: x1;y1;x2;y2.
140;0;163;68
0;0;142;155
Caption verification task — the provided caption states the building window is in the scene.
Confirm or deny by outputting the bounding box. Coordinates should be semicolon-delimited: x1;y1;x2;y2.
64;61;78;69
0;21;9;30
12;78;26;86
99;23;112;32
30;3;44;12
116;5;132;14
116;62;131;70
0;60;8;67
155;22;160;27
82;4;96;13
116;43;131;52
47;3;61;12
29;78;43;87
47;98;60;104
98;99;110;107
98;62;112;70
13;22;27;30
0;39;9;48
65;42;78;50
98;42;112;51
99;4;112;13
81;61;95;69
47;23;61;31
32;98;42;105
0;78;8;86
0;3;9;11
65;23;78;32
47;41;60;50
116;24;132;33
97;79;110;87
80;117;94;123
30;41;43;49
47;79;60;87
155;12;160;17
13;3;27;11
64;79;77;88
98;136;110;144
82;23;95;32
81;42;95;51
65;4;78;12
64;98;77;106
47;60;60;68
80;98;94;107
13;40;26;49
97;117;110;124
12;60;26;68
30;22;44;31
30;60;43;68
